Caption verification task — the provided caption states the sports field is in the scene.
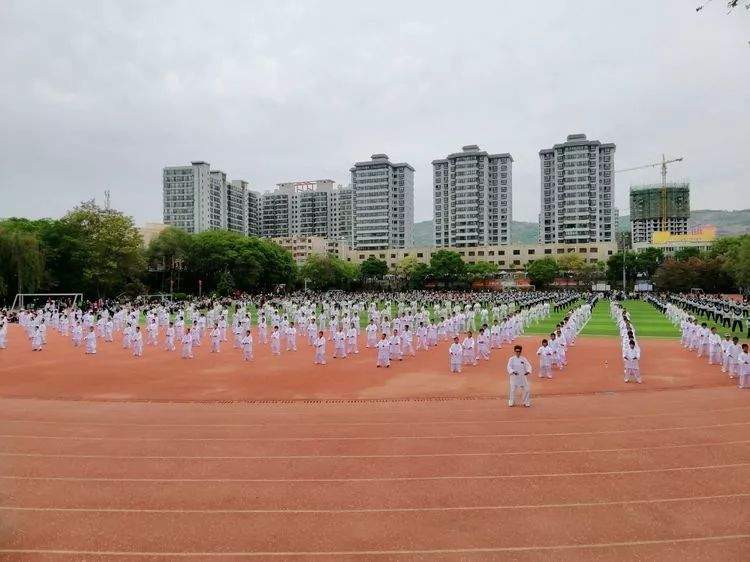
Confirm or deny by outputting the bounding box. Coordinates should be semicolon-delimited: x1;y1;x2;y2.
0;321;747;558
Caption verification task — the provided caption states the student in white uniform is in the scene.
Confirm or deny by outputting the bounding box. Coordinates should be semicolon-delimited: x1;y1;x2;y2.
462;331;477;367
346;322;359;355
536;339;554;379
84;326;97;355
0;320;6;350
270;326;281;356
72;323;83;347
389;329;403;361
286;322;298;351
31;326;43;351
181;327;194;359
165;322;176;351
366;320;378;348
210;325;221;353
737;343;749;389
727;336;741;378
376;333;391;368
708;327;722;365
314;330;327;365
132;326;144;357
506;345;532;407
476;327;490;361
241;329;253;361
623;339;642;383
449;336;463;374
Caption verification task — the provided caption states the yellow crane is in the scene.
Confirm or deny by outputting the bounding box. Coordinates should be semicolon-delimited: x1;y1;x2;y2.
615;154;684;232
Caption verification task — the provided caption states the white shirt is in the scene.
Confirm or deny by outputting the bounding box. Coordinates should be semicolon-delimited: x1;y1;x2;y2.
506;356;532;386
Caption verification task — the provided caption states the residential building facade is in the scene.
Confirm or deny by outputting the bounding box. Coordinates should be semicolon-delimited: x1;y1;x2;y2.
539;134;616;244
433;145;512;247
351;154;414;250
630;183;690;244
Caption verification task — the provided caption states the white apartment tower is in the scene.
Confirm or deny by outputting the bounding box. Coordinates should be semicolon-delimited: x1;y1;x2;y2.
247;189;261;236
350;154;414;250
432;145;512;247
259;180;352;242
163;161;225;233
539;134;616;244
227;180;249;235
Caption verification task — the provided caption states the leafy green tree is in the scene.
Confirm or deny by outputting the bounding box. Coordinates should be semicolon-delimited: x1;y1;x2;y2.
0;228;45;294
525;257;558;289
60;201;145;297
606;251;639;288
634;247;664;277
299;254;358;290
654;258;698;292
727;236;750;291
429;250;465;285
360;256;388;279
466;261;498;280
673;247;701;262
215;270;236;296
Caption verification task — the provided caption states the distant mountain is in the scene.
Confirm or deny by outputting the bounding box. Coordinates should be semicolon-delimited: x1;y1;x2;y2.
618;209;750;236
414;209;749;246
413;220;538;246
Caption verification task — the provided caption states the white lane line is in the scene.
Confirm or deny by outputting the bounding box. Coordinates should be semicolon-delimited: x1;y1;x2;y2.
2;404;747;428
1;421;747;442
0;535;748;557
2;439;748;460
1;493;748;514
1;463;747;483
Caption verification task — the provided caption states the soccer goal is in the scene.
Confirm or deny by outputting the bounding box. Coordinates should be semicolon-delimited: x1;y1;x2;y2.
11;293;84;311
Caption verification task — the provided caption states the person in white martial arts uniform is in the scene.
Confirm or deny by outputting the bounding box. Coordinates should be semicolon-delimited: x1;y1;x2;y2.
332;326;347;358
721;334;733;373
696;322;710;357
376;333;391;368
506;345;532;407
490;320;502;349
314;330;327;365
401;325;416;357
286;322;297;351
209;324;221;353
84;326;97;355
72;322;83;347
416;322;428;351
727;336;741;378
132;326;144;357
462;331;477;367
476;327;490;361
346;322;359;355
165;322;175;351
536;339;554;379
270;326;281;356
737;343;749;389
623;339;642;383
0;320;6;350
31;326;43;351
181;327;194;359
366;320;378;348
241;329;254;361
449;336;463;374
708;327;722;365
258;316;268;344
389;329;403;361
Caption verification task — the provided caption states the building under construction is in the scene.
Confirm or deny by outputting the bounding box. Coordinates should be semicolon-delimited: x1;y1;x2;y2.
630;183;690;244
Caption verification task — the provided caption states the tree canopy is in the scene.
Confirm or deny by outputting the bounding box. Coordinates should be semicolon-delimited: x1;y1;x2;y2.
526;258;558;289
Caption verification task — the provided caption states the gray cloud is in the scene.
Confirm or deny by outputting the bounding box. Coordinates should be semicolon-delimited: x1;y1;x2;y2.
1;0;747;224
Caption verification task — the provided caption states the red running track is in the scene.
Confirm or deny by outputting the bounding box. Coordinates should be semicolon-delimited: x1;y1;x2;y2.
0;327;748;559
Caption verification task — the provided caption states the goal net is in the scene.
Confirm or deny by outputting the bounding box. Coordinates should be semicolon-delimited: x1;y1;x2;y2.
11;293;84;311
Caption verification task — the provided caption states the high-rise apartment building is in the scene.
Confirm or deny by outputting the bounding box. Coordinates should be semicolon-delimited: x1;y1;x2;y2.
539;134;616;244
350;154;414;250
227;180;249;235
163;161;223;233
630;183;690;244
259;180;352;242
432;145;512;247
247;189;261;236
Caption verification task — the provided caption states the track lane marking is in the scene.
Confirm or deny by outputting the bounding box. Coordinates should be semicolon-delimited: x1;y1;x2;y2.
1;422;747;442
2;439;748;460
1;463;747;483
1;493;748;513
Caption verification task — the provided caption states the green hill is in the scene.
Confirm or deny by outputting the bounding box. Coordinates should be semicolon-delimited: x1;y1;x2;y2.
415;209;748;246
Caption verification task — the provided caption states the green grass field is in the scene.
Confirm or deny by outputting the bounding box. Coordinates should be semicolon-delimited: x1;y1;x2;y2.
618;300;681;339
524;300;582;336
580;300;619;337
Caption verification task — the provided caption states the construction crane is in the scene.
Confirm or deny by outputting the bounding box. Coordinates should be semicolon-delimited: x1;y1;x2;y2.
615;154;684;231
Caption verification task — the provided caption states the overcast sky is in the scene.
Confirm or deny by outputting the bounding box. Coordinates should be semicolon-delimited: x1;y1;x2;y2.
1;0;748;224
